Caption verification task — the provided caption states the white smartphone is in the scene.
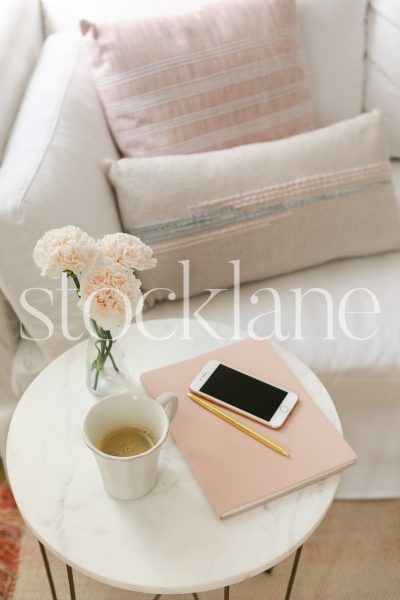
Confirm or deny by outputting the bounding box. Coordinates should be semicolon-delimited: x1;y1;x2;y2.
190;360;298;429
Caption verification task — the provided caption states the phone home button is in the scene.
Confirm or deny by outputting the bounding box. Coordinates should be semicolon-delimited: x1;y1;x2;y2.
280;405;289;413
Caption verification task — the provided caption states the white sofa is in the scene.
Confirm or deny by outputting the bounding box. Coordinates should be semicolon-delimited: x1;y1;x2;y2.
0;0;399;499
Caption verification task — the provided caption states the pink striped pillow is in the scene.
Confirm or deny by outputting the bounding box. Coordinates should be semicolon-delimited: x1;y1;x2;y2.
81;0;314;157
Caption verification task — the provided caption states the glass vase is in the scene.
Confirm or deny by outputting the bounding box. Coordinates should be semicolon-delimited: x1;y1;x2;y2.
86;321;129;397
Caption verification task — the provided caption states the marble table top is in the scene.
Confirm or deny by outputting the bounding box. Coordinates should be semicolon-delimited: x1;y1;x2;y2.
7;319;341;594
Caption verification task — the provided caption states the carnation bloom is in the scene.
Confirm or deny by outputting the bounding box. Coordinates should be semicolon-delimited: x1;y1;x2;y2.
100;232;157;271
78;263;142;330
33;225;97;278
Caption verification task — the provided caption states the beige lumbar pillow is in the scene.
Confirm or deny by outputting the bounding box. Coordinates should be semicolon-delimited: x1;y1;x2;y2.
104;110;400;304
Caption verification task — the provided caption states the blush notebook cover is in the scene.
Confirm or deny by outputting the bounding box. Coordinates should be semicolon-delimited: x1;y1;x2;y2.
141;339;357;518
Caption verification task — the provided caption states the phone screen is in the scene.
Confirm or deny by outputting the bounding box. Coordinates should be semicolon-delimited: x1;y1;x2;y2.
200;364;287;421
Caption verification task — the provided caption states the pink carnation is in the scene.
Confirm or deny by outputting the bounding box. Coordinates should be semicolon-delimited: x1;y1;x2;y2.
79;263;142;330
100;232;157;271
33;225;97;278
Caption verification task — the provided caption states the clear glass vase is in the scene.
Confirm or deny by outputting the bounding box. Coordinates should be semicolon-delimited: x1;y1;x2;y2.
86;321;130;397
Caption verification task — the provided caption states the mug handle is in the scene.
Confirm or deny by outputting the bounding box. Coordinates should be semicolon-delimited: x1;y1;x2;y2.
155;393;178;422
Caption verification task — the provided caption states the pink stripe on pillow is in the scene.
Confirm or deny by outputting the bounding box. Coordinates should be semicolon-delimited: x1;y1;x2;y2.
81;0;314;157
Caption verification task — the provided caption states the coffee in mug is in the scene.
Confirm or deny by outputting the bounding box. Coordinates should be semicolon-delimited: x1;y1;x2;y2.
100;426;156;457
83;392;178;499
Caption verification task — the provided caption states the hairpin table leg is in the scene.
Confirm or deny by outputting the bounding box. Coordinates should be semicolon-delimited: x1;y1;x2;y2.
38;541;58;600
284;545;303;600
265;567;274;574
152;595;162;600
224;585;230;600
193;594;200;599
66;564;76;600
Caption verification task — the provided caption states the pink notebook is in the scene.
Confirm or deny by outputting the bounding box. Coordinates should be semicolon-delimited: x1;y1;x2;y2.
141;339;357;518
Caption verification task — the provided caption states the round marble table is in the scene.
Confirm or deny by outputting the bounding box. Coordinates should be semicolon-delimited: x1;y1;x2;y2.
7;319;341;598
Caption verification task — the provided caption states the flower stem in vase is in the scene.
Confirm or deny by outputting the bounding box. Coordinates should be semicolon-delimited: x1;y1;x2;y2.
89;319;122;394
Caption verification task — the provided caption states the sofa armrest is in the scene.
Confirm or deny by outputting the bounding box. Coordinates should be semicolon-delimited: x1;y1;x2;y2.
0;292;20;463
0;0;43;162
0;32;121;361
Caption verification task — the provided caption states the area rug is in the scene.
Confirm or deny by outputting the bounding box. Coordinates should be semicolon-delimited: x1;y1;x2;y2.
1;479;399;600
0;484;24;600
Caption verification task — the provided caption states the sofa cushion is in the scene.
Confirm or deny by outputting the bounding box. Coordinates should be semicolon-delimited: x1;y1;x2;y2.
0;32;121;362
0;0;43;162
365;0;400;158
105;110;400;304
42;0;367;129
81;0;314;157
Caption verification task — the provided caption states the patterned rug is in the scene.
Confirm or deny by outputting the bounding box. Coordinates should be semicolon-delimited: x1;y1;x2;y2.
0;484;24;600
1;479;399;600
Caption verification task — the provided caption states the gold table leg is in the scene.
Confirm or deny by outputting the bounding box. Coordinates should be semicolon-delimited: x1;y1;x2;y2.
66;564;76;600
38;541;58;600
284;545;303;600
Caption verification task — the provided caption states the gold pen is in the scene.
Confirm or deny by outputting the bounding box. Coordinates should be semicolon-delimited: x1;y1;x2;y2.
187;392;290;458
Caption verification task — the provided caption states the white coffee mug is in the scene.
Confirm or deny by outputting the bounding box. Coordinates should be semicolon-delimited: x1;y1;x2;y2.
82;392;178;500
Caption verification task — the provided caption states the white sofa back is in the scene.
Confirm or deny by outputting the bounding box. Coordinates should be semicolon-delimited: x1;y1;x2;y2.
41;0;400;158
365;0;400;157
0;0;43;162
40;0;368;130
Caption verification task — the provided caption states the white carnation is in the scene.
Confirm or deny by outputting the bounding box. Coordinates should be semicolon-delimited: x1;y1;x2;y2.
78;263;142;330
100;232;157;271
33;225;97;278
